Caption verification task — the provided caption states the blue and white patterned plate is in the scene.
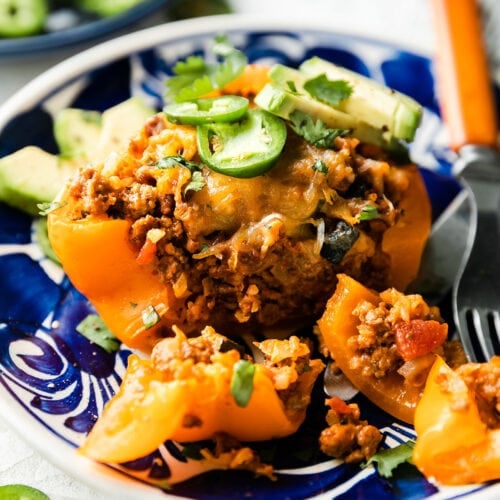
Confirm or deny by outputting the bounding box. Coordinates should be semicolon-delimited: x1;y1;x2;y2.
0;15;498;499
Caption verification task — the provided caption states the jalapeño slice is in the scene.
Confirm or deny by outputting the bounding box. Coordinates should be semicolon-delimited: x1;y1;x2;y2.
196;109;287;178
164;95;249;125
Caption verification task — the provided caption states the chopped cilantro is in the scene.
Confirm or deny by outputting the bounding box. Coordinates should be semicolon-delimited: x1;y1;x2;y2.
304;74;352;107
312;159;328;174
289;110;349;148
37;201;64;216
142;305;161;329
76;314;120;353
230;359;256;407
364;441;415;478
165;35;247;103
184;170;206;195
359;204;379;221
156;155;203;172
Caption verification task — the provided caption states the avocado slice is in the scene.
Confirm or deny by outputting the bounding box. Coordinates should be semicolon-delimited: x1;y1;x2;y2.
255;82;404;152
0;146;77;216
0;98;155;217
257;59;422;151
298;57;422;142
94;97;154;162
54;108;102;159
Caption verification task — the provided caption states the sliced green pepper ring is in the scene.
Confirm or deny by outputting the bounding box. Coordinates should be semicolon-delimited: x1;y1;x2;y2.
164;95;249;125
197;109;287;178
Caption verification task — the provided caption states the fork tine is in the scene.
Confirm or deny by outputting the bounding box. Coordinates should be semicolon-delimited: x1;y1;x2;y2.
491;310;500;354
458;309;481;362
462;308;496;362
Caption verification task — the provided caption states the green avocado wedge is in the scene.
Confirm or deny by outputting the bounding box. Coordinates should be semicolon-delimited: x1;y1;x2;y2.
255;57;422;152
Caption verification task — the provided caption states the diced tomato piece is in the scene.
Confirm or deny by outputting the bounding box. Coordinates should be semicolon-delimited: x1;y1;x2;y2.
326;396;353;415
394;319;448;361
136;238;157;265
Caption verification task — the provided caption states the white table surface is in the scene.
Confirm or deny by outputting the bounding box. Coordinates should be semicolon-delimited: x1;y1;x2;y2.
0;1;496;499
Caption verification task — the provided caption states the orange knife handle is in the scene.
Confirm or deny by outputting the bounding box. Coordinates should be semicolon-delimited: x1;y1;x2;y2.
431;0;498;150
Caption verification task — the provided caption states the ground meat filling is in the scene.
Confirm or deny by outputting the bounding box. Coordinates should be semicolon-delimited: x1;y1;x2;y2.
454;360;500;430
65;112;414;335
319;397;383;463
348;288;453;386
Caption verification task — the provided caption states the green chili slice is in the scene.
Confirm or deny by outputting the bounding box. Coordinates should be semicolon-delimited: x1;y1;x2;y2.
197;109;287;178
164;95;249;125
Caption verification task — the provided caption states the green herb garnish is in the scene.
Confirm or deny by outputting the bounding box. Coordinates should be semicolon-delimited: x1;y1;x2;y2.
290;110;349;148
76;314;120;353
165;34;247;103
156;155;203;172
230;359;256;407
142;305;161;329
37;200;64;216
312;159;328;174
364;441;415;478
304;74;352;106
184;170;206;195
359;204;379;221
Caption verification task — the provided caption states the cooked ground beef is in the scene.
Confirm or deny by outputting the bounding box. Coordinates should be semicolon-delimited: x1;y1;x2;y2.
455;359;500;430
319;397;382;463
348;288;463;386
63;112;415;337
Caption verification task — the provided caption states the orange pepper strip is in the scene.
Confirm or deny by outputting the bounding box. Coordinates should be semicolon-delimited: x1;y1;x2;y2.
381;165;431;291
317;274;426;424
48;211;177;352
222;64;272;97
80;355;189;464
79;332;324;464
413;356;500;485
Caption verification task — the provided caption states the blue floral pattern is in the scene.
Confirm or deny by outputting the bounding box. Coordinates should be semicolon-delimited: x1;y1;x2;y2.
0;25;498;499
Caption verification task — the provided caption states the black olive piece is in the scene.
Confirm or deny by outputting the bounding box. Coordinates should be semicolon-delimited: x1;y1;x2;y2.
320;220;360;264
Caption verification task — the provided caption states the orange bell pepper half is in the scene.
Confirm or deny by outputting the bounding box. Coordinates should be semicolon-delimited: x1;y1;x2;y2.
317;274;446;424
381;165;431;291
79;328;324;464
413;355;500;485
47;207;180;352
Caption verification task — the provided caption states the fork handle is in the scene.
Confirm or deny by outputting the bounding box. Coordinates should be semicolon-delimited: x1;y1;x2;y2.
431;0;498;150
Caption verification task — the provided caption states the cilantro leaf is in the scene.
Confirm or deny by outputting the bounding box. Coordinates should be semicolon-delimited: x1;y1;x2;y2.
165;35;247;103
312;159;328;174
359;204;379;221
142;305;161;329
290;110;349;148
364;441;415;478
230;359;256;407
37;201;64;216
156;155;202;172
76;314;120;353
304;74;352;107
184;170;206;195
